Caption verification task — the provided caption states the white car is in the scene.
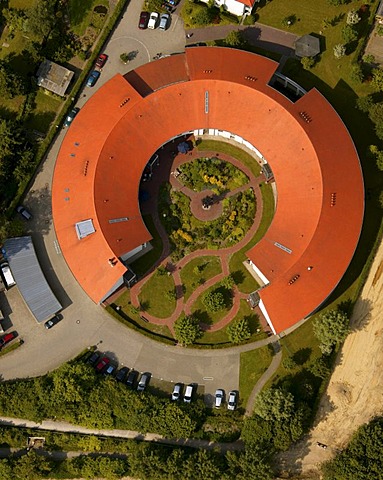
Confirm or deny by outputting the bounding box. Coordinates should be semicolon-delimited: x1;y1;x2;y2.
171;383;182;401
227;391;238;411
184;384;194;403
215;389;224;408
148;12;159;29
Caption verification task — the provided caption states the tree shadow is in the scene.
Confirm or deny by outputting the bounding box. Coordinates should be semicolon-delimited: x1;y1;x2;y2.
231;269;245;285
292;347;312;366
350;298;372;332
194;309;212;326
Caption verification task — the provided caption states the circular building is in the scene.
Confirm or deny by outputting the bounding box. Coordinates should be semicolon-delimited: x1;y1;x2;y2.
52;47;364;335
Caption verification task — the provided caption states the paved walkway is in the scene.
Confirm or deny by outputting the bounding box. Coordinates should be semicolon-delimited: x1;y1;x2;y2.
0;416;243;453
124;146;266;336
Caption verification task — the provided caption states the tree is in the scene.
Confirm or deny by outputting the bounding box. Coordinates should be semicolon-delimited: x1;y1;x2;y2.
346;10;361;25
342;24;358;44
24;0;57;40
227;318;251;344
194;8;212;26
2;8;26;33
367;145;383;170
12;451;53;480
253;387;295;421
225;449;273;480
372;68;383;91
224;30;243;47
301;56;315;70
174;315;202;345
350;64;364;83
333;44;346;59
313;309;350;355
203;290;226;312
0;216;24;244
356;95;374;113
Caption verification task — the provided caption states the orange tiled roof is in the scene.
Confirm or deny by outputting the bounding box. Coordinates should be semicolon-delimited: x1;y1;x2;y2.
52;47;364;333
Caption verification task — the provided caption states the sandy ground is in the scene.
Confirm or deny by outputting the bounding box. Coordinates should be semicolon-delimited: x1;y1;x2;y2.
277;239;383;478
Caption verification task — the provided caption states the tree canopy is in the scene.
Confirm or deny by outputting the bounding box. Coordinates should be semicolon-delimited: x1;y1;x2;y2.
174;315;202;346
313;309;350;355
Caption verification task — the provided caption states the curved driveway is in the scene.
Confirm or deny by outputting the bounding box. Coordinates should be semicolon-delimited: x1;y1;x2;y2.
0;1;301;402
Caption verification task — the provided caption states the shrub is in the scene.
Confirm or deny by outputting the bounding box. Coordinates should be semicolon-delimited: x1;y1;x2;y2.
203;291;226;312
227;318;251;344
174;315;202;346
301;56;315;70
333;44;346;59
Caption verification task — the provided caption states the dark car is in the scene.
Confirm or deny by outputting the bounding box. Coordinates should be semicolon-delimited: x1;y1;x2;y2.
64;107;80;127
137;372;151;392
115;366;129;382
44;314;62;330
86;351;100;365
95;53;108;69
95;356;110;372
138;11;149;29
103;364;116;376
87;70;100;87
16;205;32;220
0;331;17;349
126;369;139;388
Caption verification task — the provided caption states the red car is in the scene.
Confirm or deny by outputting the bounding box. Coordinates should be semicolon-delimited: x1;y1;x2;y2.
95;356;110;372
139;11;149;29
95;53;108;69
0;331;17;349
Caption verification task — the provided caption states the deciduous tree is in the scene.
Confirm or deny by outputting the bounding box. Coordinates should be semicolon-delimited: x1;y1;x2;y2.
174;315;202;345
313;309;350;355
227;318;251;344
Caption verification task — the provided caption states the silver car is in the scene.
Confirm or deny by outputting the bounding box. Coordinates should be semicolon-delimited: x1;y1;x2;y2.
215;389;224;408
227;391;238;411
137;372;151;392
159;13;169;31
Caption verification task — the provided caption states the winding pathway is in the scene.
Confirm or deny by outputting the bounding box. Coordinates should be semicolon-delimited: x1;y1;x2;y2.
128;147;267;336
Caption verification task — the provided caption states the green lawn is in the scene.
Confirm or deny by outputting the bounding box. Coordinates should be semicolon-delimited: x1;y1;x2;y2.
24;90;62;133
197;140;262;178
68;0;109;36
139;270;176;318
180;256;222;301
129;215;163;277
180;2;239;29
229;182;275;293
239;345;274;407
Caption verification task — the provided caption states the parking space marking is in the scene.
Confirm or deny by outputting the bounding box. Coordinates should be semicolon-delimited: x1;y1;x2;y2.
53;240;61;255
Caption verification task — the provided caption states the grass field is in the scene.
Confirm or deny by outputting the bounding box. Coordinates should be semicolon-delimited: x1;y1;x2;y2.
239;345;274;407
129;215;163;277
139;270;176;318
24;91;62;133
190;282;233;325
180;256;222;301
68;0;109;36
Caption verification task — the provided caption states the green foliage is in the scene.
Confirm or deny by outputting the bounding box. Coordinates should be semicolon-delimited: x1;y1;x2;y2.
227;318;251;344
225;449;273;480
346;9;361;25
203;290;226;312
0;57;29;98
368;145;383;171
372;68;383;91
11;450;54;480
301;56;315;70
308;356;331;379
2;8;26;33
253;387;295;421
283;356;297;370
0;216;24;243
220;274;235;290
174;315;202;345
194;7;212;26
350;64;364;83
342;24;358;44
328;0;347;5
333;44;346;59
224;30;244;47
313;309;350;355
24;0;57;40
322;417;383;480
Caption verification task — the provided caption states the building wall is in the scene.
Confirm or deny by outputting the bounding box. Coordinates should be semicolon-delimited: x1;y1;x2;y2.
199;0;248;16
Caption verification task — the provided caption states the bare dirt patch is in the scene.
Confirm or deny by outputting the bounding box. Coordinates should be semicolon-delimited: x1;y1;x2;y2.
277;239;383;477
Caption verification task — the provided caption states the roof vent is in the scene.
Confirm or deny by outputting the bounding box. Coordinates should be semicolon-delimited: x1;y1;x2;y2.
203;69;212;74
299;111;312;123
83;160;89;176
119;97;130;108
288;274;300;285
245;75;257;82
330;192;336;207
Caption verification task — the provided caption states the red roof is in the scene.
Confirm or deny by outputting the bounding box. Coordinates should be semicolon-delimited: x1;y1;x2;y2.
52;47;364;332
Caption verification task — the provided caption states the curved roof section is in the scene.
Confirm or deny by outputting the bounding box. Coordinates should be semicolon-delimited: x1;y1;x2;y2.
52;47;364;333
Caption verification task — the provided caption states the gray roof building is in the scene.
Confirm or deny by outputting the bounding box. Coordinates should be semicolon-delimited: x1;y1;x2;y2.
3;236;62;323
295;35;320;58
36;60;74;97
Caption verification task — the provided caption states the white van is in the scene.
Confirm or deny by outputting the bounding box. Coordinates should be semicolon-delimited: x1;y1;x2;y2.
0;263;16;288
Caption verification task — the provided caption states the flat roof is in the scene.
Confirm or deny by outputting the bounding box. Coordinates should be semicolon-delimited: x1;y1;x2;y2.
3;236;62;322
52;47;364;332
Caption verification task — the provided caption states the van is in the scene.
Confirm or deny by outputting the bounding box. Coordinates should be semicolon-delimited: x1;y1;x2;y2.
0;263;16;288
16;205;32;221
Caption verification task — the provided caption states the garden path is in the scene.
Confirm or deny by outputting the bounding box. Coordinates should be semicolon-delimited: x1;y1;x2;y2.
129;147;267;336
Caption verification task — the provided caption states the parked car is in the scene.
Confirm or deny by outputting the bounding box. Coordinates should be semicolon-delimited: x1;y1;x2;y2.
214;389;224;408
86;351;100;365
227;391;238;411
126;369;139;388
95;356;110;372
115;366;129;382
16;205;32;220
44;314;62;330
184;384;194;403
95;53;108;69
159;13;169;31
64;107;80;127
171;383;183;401
104;364;116;376
0;331;17;349
87;70;100;87
138;11;149;29
148;12;159;29
137;372;151;392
